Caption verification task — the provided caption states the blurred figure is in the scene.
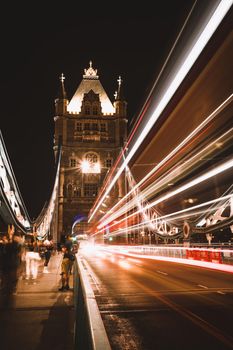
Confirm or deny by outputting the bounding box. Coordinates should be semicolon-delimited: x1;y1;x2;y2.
0;231;23;296
43;239;53;273
25;241;41;280
64;234;73;252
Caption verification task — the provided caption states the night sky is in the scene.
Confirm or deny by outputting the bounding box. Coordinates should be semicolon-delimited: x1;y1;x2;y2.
0;1;195;219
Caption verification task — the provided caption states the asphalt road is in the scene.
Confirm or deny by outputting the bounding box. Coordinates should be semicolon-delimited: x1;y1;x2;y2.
80;247;233;350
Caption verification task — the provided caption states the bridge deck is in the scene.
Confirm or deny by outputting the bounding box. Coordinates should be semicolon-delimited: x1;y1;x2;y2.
0;253;75;350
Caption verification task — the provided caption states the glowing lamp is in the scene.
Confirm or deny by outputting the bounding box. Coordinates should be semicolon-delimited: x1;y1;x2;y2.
81;160;100;173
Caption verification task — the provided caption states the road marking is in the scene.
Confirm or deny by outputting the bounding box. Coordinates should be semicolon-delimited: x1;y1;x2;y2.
197;284;208;289
157;270;168;275
217;290;226;295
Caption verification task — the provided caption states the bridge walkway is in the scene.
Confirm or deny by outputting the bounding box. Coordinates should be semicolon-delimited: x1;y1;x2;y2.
0;253;75;350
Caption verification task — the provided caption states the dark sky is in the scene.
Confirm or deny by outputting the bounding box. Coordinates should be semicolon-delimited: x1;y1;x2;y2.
0;1;195;219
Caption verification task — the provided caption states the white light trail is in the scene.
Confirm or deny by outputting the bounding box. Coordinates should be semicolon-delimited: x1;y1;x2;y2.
100;94;233;224
98;127;233;229
99;158;233;231
88;1;233;223
103;195;233;238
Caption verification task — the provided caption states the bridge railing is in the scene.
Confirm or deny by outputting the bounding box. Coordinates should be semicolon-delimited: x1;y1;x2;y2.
73;255;112;350
100;244;233;270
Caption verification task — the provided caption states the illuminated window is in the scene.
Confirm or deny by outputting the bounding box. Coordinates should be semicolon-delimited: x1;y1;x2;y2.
76;122;82;131
81;152;100;173
70;158;76;167
84;184;98;197
105;158;112;168
86;153;98;163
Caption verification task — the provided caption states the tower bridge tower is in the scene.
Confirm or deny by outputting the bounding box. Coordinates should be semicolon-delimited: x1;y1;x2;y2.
53;62;127;242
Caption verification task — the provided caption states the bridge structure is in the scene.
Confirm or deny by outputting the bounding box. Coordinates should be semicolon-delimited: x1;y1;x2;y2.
0;0;233;249
1;3;233;350
0;130;61;242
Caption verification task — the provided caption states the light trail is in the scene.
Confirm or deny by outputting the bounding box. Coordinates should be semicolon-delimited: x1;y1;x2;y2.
92;194;232;238
97;245;233;273
97;157;233;233
97;127;233;230
103;194;232;238
97;94;233;228
88;1;233;223
90;0;197;214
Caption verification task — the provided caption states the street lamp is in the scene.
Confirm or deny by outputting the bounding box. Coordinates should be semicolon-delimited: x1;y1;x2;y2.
80;160;100;174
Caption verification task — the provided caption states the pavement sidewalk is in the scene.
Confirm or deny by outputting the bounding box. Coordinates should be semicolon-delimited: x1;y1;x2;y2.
0;252;75;350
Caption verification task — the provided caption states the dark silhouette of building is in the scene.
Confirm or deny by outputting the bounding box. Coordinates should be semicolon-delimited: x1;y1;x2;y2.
53;62;127;242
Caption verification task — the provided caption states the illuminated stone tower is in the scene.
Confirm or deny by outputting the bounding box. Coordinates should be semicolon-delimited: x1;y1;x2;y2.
53;62;127;242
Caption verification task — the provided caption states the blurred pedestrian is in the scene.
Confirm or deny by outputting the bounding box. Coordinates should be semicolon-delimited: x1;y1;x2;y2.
43;239;53;273
25;241;41;280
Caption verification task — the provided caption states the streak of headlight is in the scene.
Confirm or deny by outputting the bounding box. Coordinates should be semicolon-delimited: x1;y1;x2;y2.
118;260;131;270
88;1;233;223
140;158;233;211
95;195;232;237
105;95;233;220
98;128;233;229
99;246;233;273
100;158;233;231
106;194;232;237
121;253;233;274
90;1;196;213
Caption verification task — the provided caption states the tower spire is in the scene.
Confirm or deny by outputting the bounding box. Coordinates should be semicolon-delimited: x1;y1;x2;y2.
114;75;127;117
58;73;67;99
55;73;68;116
115;75;124;101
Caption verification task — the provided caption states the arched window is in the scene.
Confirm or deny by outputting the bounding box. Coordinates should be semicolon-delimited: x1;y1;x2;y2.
74;187;81;197
67;184;73;197
86;153;98;163
81;152;100;173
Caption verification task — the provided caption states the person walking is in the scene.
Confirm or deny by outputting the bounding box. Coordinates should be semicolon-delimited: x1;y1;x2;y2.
25;241;41;280
43;239;53;273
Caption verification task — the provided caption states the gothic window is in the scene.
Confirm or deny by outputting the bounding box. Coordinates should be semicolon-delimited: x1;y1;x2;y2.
100;123;106;132
74;187;81;197
84;123;90;130
84;183;98;197
92;123;98;131
81;152;100;173
70;158;76;167
86;153;98;163
67;184;73;197
105;158;112;168
93;105;98;115
76;122;82;131
85;106;91;115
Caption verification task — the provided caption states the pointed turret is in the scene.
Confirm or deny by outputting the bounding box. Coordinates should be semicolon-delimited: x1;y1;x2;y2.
67;61;115;115
114;75;127;117
55;73;69;116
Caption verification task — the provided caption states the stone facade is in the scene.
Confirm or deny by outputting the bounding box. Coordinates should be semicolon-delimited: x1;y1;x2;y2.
53;62;127;242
